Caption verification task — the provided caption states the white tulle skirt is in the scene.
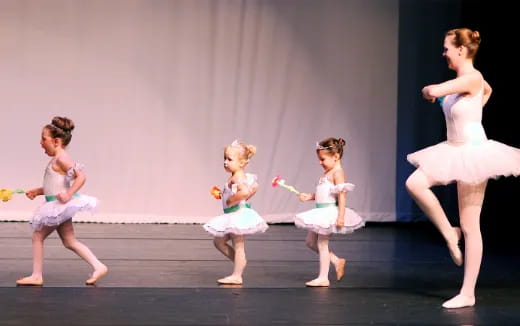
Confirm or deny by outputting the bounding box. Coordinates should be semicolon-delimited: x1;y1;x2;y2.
295;206;365;235
407;139;520;185
30;195;98;231
203;207;269;237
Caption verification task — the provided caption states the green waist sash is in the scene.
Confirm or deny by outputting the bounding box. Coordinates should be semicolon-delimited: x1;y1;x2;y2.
45;193;80;202
224;203;251;214
316;202;338;208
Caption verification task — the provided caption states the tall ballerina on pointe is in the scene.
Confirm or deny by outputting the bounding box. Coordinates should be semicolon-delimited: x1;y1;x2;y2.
406;28;520;308
16;116;108;286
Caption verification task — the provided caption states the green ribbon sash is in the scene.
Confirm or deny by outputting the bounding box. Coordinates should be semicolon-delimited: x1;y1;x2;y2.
45;193;80;202
224;203;251;214
315;202;338;208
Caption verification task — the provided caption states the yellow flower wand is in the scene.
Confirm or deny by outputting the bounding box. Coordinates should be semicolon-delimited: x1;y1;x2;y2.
271;175;300;194
0;188;25;202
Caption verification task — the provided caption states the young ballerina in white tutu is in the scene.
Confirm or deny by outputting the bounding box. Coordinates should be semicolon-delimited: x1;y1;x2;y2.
406;28;520;308
16;116;107;286
295;137;364;287
203;140;268;285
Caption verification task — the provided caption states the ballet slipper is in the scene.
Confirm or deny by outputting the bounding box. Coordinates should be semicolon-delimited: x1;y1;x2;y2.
85;265;108;285
335;258;346;281
442;294;475;309
16;276;43;286
305;279;330;287
447;227;463;266
217;276;243;285
218;284;243;289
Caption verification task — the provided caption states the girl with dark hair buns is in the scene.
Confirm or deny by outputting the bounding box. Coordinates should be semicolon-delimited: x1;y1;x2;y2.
294;137;364;287
16;116;108;286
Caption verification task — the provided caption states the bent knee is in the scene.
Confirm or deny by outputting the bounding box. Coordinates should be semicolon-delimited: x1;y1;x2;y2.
405;175;418;193
213;237;225;247
405;171;430;194
62;240;77;250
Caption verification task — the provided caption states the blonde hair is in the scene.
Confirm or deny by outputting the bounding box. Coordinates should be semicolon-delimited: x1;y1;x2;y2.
446;28;481;60
226;140;256;162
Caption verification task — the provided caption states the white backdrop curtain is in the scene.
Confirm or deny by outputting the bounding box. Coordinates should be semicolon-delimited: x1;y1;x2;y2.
0;0;398;223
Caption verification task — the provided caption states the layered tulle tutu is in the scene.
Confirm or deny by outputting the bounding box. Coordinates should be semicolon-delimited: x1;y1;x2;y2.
30;195;98;231
407;140;520;185
203;207;269;237
295;206;365;235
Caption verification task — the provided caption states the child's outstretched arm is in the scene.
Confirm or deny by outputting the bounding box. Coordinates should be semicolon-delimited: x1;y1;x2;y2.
297;192;315;202
333;169;346;227
55;155;86;203
26;187;43;200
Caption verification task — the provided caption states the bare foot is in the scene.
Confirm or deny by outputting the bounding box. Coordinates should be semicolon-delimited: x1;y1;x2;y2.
86;265;108;285
217;276;243;285
305;278;330;287
447;227;463;266
335;258;346;281
442;294;475;309
16;275;43;286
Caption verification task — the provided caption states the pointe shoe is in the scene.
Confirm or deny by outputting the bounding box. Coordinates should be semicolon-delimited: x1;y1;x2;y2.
16;276;43;287
335;258;346;281
442;294;475;309
305;279;330;287
217;276;243;285
447;227;463;266
85;265;108;285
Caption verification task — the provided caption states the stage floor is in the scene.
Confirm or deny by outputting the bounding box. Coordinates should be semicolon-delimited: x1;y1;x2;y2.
0;222;519;325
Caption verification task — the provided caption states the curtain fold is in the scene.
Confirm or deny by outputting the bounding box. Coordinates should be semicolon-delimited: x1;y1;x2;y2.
0;0;398;223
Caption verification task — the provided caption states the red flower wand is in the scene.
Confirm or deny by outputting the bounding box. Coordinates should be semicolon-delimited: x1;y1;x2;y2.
271;175;300;194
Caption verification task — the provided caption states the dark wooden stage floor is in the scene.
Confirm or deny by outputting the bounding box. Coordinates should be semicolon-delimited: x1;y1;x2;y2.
0;222;518;325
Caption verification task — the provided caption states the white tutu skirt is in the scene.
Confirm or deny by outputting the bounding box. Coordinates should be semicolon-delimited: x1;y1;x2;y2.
203;207;269;237
407;140;520;185
295;206;365;235
30;195;98;231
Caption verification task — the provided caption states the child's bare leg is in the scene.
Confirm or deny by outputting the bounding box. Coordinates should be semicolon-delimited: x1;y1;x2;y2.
57;220;107;284
406;169;462;265
218;235;246;284
16;226;55;285
443;181;486;309
305;231;318;252
213;235;235;261
306;234;331;287
306;231;345;280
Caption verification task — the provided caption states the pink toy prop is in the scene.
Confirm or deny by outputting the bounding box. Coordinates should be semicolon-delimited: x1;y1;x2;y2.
271;175;300;194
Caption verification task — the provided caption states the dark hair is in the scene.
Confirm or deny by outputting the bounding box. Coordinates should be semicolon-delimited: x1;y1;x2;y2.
446;28;481;60
45;116;75;146
316;137;346;158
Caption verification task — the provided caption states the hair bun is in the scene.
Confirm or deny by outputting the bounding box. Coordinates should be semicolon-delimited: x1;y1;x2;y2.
338;138;346;147
472;30;481;44
52;116;75;133
245;144;257;159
